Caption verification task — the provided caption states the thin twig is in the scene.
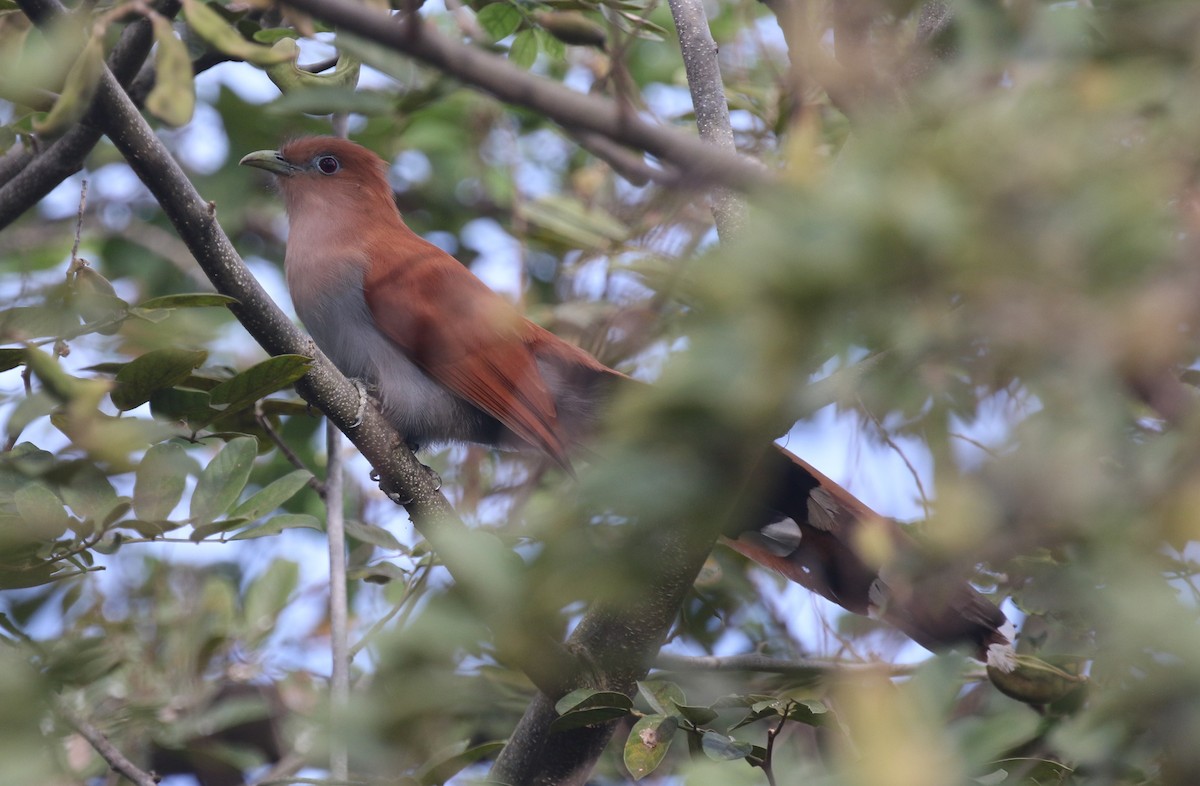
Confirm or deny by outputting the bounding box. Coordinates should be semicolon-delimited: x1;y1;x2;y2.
666;0;746;237
858;395;932;517
55;700;160;786
255;402;327;498
653;652;918;676
326;420;351;781
276;0;769;191
69;178;88;267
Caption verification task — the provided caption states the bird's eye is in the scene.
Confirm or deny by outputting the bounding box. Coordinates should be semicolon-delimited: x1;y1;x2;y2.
316;155;340;175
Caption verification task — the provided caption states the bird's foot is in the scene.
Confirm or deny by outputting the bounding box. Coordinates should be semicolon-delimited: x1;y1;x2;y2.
371;469;414;506
347;378;373;429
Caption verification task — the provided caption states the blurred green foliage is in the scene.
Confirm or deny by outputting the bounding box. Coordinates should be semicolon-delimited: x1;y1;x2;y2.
3;0;1200;784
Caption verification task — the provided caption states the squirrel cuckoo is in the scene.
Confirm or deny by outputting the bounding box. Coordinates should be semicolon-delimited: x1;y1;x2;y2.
241;137;1014;666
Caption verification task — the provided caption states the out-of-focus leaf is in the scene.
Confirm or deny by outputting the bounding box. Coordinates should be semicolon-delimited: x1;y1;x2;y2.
133;442;192;520
190;436;257;525
252;27;300;44
0;306;79;340
229;513;322;539
516;195;628;250
59;463;118;524
476;3;523;41
182;0;292;64
0;349;24;372
509;28;538;68
137;293;239;310
34;30;103;134
243;558;299;634
417;740;507;786
111;348;208;411
674;704;719;726
146;13;196;126
624;714;677;780
700;730;752;761
14;483;70;537
638;680;685;715
344;519;402;552
267;87;393;116
533;11;606;48
265;38;360;112
5;391;57;442
349;561;409;583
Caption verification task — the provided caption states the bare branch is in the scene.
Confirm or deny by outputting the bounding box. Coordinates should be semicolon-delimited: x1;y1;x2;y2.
276;0;769;192
654;651;918;676
56;700;160;786
0;0;178;230
666;0;746;237
15;0;579;705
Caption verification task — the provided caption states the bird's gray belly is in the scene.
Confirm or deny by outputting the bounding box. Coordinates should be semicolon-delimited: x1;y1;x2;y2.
292;281;501;448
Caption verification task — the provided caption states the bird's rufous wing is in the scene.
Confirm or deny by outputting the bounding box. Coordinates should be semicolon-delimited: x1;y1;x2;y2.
363;236;574;469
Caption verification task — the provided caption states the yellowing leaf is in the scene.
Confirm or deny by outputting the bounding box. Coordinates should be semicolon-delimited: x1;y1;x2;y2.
146;13;195;127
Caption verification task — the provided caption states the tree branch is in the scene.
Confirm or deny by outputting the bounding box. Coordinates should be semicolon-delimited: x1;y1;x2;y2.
15;0;579;706
0;0;177;230
654;652;918;677
666;0;746;238
56;700;160;786
275;0;769;192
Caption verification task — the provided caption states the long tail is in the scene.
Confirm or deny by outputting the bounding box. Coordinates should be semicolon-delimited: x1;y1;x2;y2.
724;445;1012;662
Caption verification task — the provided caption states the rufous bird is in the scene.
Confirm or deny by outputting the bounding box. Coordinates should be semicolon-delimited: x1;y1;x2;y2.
241;136;1014;666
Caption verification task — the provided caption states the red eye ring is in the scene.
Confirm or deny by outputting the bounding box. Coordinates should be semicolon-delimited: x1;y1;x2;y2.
317;155;340;175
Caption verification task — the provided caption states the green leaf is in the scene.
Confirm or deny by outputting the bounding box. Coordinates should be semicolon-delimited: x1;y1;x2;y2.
136;293;239;310
624;714;677;780
418;740;507;786
549;689;633;733
252;27;300;44
182;0;292;65
189;517;251;542
0;348;24;372
555;688;632;715
265;87;394;117
476;3;523;41
229;513;322;540
230;469;313;521
149;386;217;427
509;29;538;69
516;195;628;250
242;558;299;634
111;349;208;411
190;436;257;525
14;483;70;537
638;680;686;715
133;442;192;520
207;355;312;418
344;519;402;552
348;561;409;583
0;306;79;340
700;730;753;761
59;464;118;523
34;32;103;134
674;704;719;726
146;13;195;126
5;391;57;443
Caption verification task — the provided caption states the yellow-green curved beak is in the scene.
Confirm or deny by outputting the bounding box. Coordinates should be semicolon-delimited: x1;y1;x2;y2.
239;150;299;177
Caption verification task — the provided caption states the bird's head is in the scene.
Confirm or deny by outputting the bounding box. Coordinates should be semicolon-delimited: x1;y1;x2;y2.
240;136;396;221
